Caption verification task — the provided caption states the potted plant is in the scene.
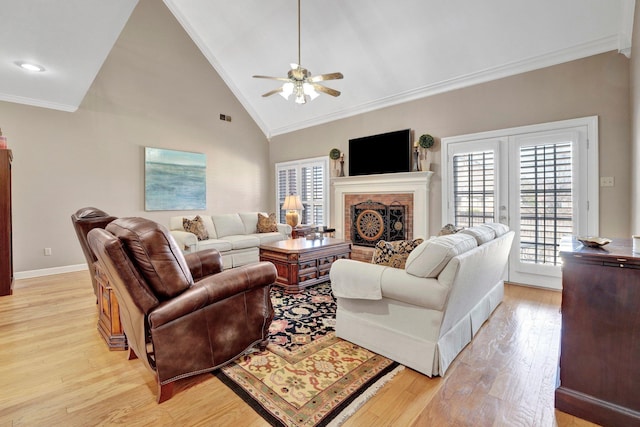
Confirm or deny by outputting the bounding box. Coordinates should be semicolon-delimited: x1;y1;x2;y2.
418;134;434;171
329;148;341;177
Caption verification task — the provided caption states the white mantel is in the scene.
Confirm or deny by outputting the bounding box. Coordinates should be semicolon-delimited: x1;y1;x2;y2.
332;171;433;240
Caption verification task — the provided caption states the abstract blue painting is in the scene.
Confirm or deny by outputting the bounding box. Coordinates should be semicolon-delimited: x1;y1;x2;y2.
145;147;206;211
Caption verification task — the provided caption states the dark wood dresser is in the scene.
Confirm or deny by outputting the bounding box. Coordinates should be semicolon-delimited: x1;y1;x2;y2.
555;237;640;427
0;149;13;297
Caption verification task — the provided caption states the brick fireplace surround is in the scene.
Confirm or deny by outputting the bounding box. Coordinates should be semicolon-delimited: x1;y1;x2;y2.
332;171;434;261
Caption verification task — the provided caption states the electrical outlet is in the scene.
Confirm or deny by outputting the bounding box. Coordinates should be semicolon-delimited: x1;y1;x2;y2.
44;247;52;256
600;176;614;187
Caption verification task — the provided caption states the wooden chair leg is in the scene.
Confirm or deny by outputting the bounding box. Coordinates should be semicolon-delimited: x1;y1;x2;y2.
157;380;174;403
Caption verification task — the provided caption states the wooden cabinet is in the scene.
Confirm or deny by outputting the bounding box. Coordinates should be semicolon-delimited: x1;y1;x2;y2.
555;237;640;427
0;150;13;297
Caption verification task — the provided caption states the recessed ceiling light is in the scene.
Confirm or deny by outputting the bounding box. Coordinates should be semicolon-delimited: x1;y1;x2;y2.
15;61;46;72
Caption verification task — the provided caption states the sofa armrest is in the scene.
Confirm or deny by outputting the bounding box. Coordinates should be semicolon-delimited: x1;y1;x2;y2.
184;249;223;280
148;261;277;328
170;230;197;252
330;259;385;300
277;223;292;237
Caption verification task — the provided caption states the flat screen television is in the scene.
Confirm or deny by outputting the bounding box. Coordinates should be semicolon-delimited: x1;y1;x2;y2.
348;129;412;176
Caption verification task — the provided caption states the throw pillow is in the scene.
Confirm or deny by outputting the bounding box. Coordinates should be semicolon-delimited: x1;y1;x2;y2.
438;223;463;236
257;213;278;233
371;238;424;269
183;216;209;241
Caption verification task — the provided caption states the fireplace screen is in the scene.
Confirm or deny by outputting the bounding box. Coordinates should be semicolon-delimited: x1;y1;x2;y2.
351;200;406;247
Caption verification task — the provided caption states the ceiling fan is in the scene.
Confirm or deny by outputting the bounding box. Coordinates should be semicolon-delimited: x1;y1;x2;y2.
253;0;343;104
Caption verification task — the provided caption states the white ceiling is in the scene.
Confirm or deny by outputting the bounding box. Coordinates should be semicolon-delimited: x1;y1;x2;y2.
0;0;634;138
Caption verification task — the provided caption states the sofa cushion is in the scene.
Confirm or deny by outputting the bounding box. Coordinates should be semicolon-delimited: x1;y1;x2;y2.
256;213;278;233
212;214;246;237
251;232;285;245
222;234;260;250
405;233;478;278
197;238;233;253
371;238;424;269
482;222;510;237
459;225;495;245
182;216;209;241
239;212;260;234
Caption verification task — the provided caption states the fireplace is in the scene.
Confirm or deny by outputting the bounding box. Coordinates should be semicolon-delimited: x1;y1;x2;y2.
351;200;407;247
332;171;433;261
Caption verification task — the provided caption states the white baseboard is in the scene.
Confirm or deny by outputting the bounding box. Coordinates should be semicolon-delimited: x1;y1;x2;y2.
15;264;88;280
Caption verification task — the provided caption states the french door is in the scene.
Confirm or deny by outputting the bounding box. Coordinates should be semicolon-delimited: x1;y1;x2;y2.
442;117;598;289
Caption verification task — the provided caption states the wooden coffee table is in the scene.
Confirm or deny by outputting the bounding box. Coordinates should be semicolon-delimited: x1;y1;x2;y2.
259;237;352;293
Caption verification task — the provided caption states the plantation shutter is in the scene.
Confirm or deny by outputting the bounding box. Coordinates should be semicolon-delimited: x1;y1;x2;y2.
519;142;573;266
452;150;496;227
276;157;329;226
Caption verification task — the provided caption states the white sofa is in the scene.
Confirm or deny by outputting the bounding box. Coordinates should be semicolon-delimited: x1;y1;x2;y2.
330;223;514;377
169;213;291;270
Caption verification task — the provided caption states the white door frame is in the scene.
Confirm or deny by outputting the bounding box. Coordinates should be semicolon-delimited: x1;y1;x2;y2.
441;116;599;290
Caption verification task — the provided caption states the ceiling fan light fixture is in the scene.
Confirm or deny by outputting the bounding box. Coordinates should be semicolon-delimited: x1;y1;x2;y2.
253;0;343;104
303;82;319;100
280;82;294;99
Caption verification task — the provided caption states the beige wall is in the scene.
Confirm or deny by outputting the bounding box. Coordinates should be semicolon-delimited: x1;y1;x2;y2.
1;0;635;275
631;4;640;235
270;51;632;239
1;0;270;273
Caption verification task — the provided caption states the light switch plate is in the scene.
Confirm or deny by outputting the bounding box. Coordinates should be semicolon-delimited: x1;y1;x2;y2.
600;176;614;187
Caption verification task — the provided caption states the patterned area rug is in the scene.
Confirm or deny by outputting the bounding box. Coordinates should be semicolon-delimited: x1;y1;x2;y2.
215;283;403;427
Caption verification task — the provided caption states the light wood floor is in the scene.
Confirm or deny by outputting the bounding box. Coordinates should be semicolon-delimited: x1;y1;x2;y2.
0;272;599;426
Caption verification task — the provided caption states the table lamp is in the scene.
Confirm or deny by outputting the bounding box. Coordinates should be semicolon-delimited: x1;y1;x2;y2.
282;194;304;228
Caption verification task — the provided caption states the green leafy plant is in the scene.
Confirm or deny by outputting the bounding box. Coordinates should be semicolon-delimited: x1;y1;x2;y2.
329;148;341;160
418;134;434;149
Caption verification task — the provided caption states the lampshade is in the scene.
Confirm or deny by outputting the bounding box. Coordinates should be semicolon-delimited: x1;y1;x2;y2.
282;194;304;211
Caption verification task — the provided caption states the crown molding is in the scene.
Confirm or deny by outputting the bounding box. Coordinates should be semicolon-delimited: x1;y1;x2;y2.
267;35;619;137
0;93;78;112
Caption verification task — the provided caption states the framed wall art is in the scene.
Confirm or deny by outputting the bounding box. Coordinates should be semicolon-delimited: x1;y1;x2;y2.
144;147;206;211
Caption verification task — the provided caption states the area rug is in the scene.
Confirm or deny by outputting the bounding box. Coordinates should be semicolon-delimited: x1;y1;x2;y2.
215;283;403;427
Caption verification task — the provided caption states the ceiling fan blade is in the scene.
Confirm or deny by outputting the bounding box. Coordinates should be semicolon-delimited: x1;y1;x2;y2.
261;87;284;97
307;72;344;83
311;83;341;97
253;75;290;82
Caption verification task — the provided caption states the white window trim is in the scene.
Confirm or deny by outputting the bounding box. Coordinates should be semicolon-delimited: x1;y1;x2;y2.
275;156;330;226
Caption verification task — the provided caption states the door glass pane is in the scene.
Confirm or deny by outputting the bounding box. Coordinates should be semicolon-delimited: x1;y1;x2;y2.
519;142;573;266
453;151;495;227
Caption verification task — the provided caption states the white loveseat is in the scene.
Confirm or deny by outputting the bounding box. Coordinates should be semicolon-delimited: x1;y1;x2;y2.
330;223;514;377
169;213;291;270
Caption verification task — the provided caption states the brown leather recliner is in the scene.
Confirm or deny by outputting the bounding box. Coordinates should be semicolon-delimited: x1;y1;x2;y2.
71;207;117;299
87;217;276;403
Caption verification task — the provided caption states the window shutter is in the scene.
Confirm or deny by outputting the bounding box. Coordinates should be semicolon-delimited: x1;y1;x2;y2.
453;151;495;227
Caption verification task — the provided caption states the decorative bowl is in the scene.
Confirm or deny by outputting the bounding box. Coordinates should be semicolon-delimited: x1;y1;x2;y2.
577;236;612;247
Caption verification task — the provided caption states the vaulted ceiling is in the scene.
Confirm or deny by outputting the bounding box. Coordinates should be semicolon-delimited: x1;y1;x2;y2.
0;0;634;138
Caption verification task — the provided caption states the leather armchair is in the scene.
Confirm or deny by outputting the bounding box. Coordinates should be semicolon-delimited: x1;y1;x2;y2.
71;207;117;299
87;217;276;403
